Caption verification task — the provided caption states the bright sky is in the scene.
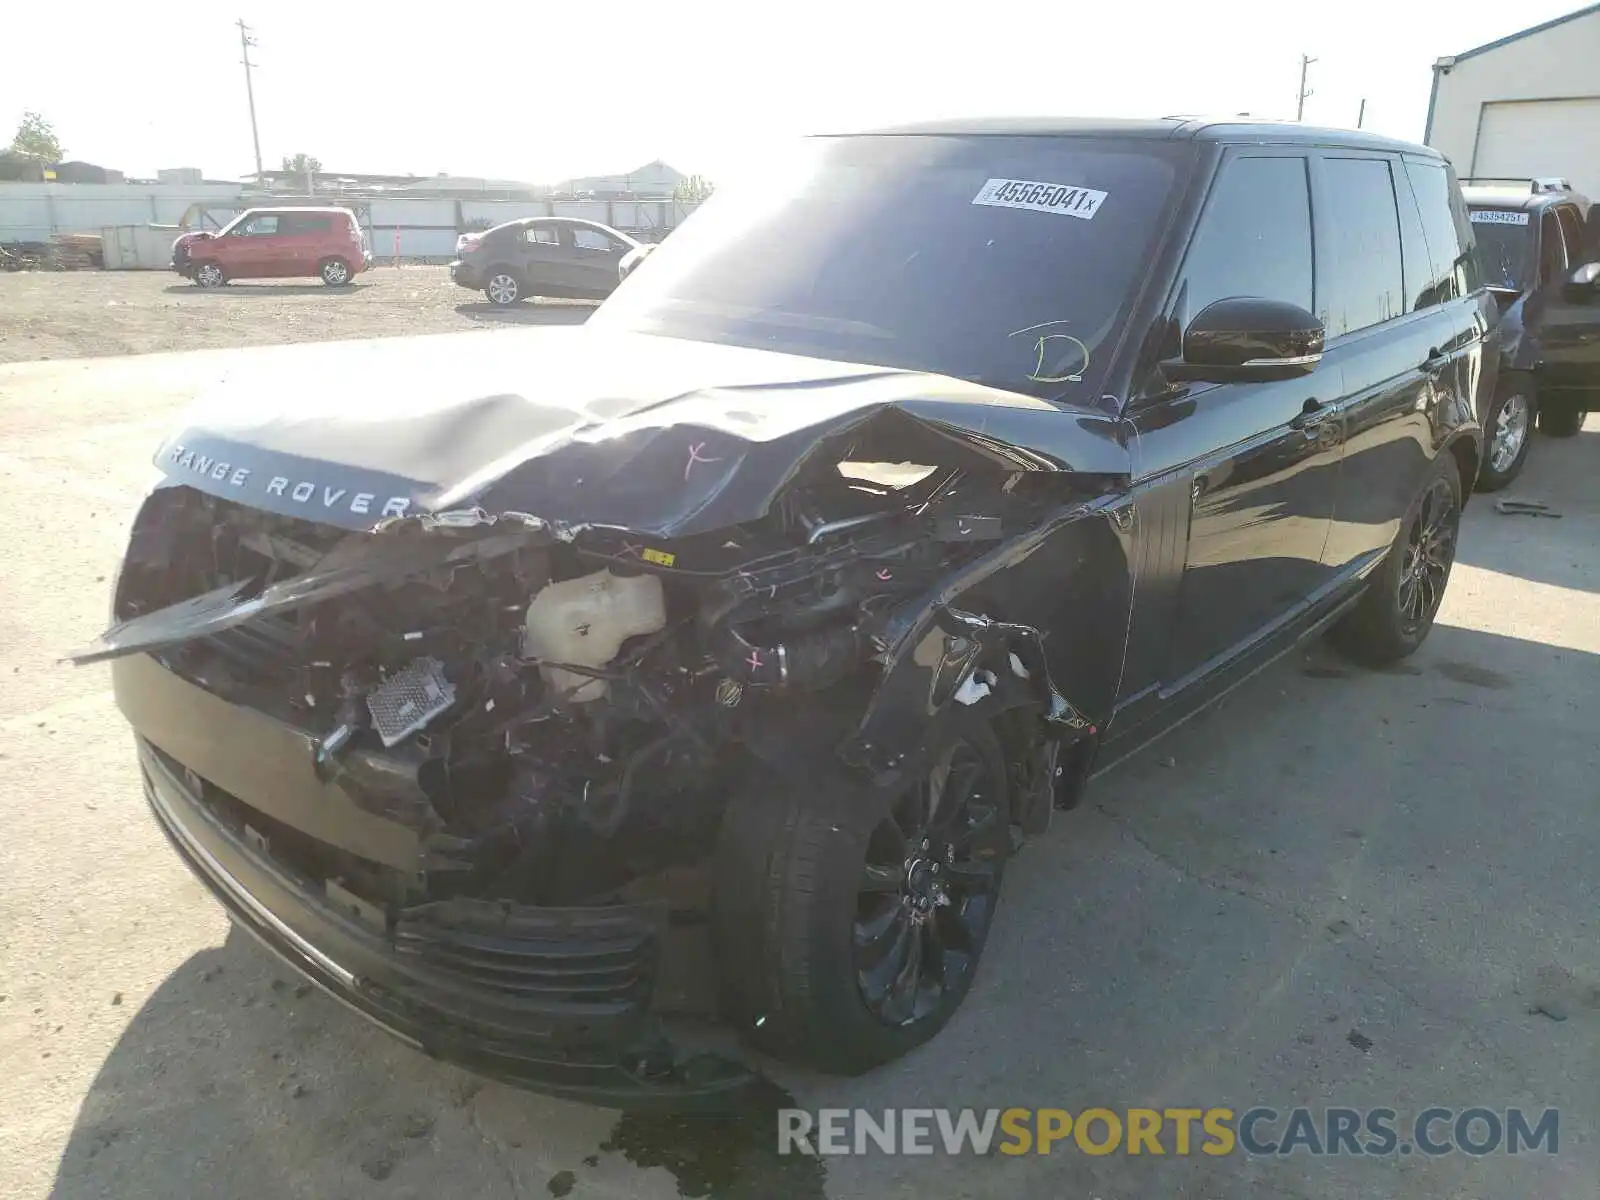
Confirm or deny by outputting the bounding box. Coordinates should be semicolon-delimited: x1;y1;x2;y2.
3;1;1591;184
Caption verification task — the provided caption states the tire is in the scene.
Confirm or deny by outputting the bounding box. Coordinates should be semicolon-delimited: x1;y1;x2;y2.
1476;373;1534;492
319;257;352;286
1537;402;1585;438
193;261;225;288
1328;452;1461;666
711;719;1012;1074
484;269;522;306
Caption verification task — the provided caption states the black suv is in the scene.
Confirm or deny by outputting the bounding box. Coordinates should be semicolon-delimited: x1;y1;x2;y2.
79;118;1491;1106
1464;179;1599;482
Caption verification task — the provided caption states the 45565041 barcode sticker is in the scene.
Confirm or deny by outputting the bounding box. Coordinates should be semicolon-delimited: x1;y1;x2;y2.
972;178;1107;219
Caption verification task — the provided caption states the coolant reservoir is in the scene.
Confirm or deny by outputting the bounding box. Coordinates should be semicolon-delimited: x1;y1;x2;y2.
523;569;666;702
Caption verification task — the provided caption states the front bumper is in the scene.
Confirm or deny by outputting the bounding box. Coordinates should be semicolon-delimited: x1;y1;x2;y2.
120;655;749;1107
449;260;484;290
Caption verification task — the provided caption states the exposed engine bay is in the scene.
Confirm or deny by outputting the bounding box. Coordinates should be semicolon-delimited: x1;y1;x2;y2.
100;445;1097;914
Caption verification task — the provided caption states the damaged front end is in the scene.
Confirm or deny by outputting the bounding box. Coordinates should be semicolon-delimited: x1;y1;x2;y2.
79;400;1121;1104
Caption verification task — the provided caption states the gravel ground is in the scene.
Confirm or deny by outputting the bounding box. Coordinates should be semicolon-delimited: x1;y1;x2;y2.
0;333;1596;1200
0;268;592;363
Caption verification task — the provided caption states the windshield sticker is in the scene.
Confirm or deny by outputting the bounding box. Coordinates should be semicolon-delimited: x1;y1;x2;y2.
1470;210;1529;226
1008;321;1091;383
972;179;1107;220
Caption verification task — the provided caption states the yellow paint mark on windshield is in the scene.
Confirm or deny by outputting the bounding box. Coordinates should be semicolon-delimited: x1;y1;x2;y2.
1008;321;1090;383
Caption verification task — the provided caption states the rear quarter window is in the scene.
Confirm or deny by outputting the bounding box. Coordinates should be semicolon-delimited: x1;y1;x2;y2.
1320;157;1404;337
1404;160;1480;302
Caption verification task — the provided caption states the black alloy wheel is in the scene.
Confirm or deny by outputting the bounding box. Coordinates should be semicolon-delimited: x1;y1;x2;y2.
853;735;1007;1029
1396;475;1459;637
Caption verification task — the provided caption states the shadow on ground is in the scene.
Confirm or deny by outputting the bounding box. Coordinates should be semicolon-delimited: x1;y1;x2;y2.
47;925;825;1200
162;283;369;297
1454;425;1598;592
453;302;596;326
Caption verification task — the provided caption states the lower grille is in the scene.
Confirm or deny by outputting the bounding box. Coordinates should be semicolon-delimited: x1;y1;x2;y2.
395;901;659;1012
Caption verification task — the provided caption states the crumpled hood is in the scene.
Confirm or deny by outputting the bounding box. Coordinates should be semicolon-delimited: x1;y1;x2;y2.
155;327;1129;538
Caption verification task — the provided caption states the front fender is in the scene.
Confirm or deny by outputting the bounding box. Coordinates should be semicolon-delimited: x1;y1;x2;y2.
842;606;1091;774
837;497;1129;790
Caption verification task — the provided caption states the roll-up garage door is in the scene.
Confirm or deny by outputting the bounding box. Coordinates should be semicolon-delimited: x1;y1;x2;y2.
1471;98;1600;200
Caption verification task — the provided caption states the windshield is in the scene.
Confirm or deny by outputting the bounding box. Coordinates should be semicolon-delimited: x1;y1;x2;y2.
591;135;1190;400
217;210;254;235
1469;209;1533;289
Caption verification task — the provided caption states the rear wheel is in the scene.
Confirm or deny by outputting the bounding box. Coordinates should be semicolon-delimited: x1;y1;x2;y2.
484;270;522;306
1476;374;1534;491
1328;453;1461;666
711;720;1012;1074
1537;402;1585;438
193;261;225;288
319;257;352;286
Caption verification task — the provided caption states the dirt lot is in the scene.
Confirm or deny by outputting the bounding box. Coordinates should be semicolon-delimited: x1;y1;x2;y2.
0;267;591;363
0;319;1597;1197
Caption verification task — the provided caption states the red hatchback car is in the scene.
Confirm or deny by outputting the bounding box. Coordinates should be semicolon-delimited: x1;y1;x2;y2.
173;206;371;288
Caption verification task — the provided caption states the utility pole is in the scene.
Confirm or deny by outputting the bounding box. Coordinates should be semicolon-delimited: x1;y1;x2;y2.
1296;54;1317;122
1357;98;1367;129
237;19;264;188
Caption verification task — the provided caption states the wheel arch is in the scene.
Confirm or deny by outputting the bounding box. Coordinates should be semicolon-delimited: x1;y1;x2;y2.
1443;430;1481;504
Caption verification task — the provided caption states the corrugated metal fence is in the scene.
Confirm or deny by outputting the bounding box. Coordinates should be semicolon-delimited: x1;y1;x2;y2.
0;183;695;262
0;183;249;245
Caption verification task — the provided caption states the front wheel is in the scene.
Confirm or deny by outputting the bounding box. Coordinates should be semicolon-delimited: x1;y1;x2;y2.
1477;374;1534;492
711;720;1012;1074
1537;403;1585;438
319;257;352;286
193;261;225;288
1328;453;1461;666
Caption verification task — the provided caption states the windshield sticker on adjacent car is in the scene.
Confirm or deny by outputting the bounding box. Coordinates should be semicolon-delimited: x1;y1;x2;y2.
972;179;1107;220
1470;210;1530;226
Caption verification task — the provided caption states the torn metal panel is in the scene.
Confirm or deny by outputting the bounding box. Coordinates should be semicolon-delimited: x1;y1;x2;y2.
68;523;550;665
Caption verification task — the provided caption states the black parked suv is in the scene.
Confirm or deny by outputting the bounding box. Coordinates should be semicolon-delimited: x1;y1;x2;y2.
1464;178;1599;481
78;118;1490;1106
450;216;642;306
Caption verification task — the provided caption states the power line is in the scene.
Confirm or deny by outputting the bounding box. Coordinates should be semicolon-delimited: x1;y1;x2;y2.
1296;54;1317;122
238;19;264;186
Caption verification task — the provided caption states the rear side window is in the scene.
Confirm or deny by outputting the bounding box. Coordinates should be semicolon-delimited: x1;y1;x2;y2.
279;213;332;235
1404;160;1479;301
1176;155;1313;325
524;225;560;245
572;228;619;251
1320;158;1403;337
1538;211;1567;286
1395;172;1435;312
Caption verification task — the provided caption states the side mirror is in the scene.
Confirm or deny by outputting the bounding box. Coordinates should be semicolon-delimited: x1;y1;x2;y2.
1564;260;1600;301
1163;297;1325;383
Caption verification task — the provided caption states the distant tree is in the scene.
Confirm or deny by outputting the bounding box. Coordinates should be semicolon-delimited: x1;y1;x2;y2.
281;152;322;177
673;174;715;206
10;111;64;163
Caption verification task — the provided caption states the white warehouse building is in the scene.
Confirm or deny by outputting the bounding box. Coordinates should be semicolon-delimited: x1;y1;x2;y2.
1426;3;1600;197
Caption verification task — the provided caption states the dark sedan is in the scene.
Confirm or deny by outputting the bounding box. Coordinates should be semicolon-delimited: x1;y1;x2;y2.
450;217;642;306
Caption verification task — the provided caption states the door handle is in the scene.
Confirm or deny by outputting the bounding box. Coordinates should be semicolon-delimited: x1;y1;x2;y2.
1288;396;1328;430
1422;347;1449;373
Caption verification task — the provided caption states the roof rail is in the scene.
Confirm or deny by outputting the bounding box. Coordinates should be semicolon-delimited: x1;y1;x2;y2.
1461;176;1573;193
